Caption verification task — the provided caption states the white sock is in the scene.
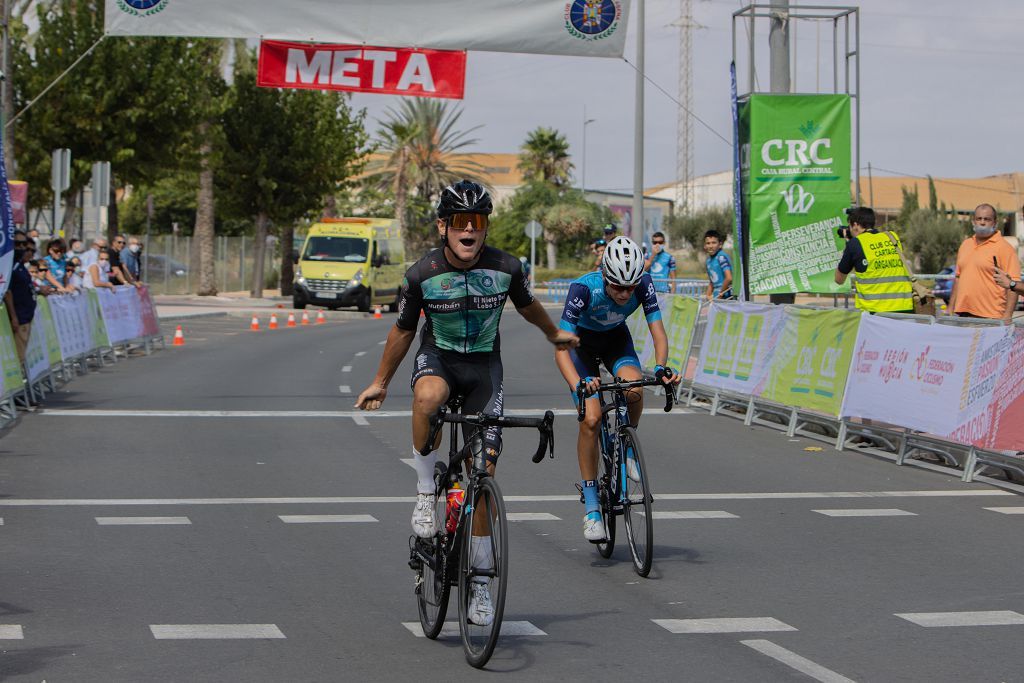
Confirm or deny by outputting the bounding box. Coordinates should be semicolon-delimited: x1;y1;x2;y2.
412;448;438;494
470;535;493;584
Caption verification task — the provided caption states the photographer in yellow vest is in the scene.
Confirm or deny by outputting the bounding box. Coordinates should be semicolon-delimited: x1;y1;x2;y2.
833;207;914;314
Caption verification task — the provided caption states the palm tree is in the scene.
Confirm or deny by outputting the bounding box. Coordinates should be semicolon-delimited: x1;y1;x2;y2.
374;119;421;240
518;127;574;187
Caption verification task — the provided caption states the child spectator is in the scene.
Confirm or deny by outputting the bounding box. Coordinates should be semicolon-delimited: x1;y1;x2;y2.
703;230;734;300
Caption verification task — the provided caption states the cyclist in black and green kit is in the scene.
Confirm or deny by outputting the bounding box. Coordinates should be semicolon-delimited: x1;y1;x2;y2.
356;180;577;625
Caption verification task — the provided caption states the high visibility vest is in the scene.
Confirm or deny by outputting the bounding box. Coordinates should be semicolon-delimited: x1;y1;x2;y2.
852;231;914;313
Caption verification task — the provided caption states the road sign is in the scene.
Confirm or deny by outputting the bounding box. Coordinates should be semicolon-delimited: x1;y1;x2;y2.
51;148;70;194
524;220;543;238
91;161;111;207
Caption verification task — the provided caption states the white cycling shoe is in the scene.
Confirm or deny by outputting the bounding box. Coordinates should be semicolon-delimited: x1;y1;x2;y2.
626;450;641;483
412;493;437;538
583;512;606;542
468;582;495;626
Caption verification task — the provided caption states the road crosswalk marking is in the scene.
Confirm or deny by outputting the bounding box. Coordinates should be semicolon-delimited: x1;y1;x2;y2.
278;515;377;523
507;512;561;521
95;517;192;525
984;507;1024;515
0;625;24;639
150;624;286;639
402;621;546;638
895;611;1024;627
653;617;797;634
653;511;738;519
38;408;691;418
741;639;856;683
813;509;916;517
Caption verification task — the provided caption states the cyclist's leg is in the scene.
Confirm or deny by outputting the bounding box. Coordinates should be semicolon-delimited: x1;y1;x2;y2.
609;325;644;427
409;347;452;536
570;340;605;540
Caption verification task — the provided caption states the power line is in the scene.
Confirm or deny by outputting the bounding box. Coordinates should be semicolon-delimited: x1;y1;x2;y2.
868;166;1022;196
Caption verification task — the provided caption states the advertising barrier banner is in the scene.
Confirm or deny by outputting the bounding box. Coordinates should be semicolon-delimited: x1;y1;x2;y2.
137;286;160;337
0;312;22;397
741;94;852;295
665;296;700;374
24;311;50;383
97;287;144;345
694;301;785;395
86;290;111;351
49;292;98;360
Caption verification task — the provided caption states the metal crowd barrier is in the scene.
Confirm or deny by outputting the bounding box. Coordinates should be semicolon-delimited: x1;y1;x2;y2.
541;278;707;305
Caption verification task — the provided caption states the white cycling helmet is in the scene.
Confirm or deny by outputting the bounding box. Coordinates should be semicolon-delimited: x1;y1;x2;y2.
601;236;646;286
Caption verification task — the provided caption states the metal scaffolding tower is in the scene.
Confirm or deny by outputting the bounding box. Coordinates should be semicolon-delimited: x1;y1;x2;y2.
675;0;696;216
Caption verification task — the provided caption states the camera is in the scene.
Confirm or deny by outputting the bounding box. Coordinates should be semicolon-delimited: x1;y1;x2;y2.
836;207;855;239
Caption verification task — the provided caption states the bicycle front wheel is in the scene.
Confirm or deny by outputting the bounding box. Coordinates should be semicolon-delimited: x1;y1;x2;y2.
415;495;451;639
458;477;509;669
596;448;617;559
620;426;654;577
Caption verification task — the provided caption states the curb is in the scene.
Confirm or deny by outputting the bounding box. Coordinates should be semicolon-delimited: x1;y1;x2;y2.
157;311;230;322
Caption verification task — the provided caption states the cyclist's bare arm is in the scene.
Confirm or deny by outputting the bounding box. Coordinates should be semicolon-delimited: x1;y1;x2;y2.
517;299;579;349
647;319;681;385
355;325;417;410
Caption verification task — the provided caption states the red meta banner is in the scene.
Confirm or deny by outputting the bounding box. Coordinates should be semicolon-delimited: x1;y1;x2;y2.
257;40;466;100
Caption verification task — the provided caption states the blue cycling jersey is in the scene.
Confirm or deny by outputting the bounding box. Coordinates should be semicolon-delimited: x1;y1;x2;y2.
705;249;733;297
559;271;662;333
647;250;676;292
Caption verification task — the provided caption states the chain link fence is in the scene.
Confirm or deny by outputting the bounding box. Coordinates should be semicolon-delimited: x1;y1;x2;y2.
140;235;278;295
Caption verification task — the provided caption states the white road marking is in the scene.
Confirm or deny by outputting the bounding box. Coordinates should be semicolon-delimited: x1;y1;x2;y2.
38;408;692;418
0;490;1007;507
342;365;352;372
741;640;857;683
400;458;417;470
812;509;916;517
0;518;3;525
402;621;546;638
507;512;561;521
0;625;24;639
653;511;738;519
653;618;797;634
278;514;377;523
150;624;286;639
352;415;369;426
338;385;351;394
96;517;192;525
378;340;386;345
984;507;1024;514
895;611;1024;627
355;351;367;357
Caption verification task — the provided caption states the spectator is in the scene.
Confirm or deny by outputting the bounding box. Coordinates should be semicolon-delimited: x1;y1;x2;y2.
602;223;617;241
4;231;36;363
834;207;914;313
108;234;134;286
591;238;607;271
68;238;85;259
65;256;84;290
83;247;116;290
43;238;70;293
79;237;106;273
27;228;43;258
949;203;1020;322
120;235;142;283
703;229;734;300
644;231;676;293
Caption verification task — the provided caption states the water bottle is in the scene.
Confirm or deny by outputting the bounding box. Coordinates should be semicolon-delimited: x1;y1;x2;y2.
446;483;465;534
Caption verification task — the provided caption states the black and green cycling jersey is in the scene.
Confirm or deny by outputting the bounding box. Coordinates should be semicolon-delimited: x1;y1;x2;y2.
396;246;533;353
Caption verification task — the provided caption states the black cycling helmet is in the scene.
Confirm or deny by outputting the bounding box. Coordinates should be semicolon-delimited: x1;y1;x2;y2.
436;180;493;221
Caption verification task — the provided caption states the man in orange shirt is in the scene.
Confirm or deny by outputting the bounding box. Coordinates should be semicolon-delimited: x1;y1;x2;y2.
948;203;1019;322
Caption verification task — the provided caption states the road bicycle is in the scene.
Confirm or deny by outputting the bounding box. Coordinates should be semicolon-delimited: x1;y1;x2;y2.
409;398;554;669
575;377;673;577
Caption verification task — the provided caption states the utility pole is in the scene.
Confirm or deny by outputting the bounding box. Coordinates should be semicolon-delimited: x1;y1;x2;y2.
675;0;695;217
1;0;12;178
768;0;793;305
632;0;644;241
581;106;596;193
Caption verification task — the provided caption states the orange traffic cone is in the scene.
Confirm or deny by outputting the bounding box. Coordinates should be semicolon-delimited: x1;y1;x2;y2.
172;325;185;346
373;306;382;319
301;312;310;326
250;316;260;331
269;313;279;330
287;313;297;328
315;310;326;325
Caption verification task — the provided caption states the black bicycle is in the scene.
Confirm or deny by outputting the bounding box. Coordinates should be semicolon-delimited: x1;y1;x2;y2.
409;398;554;669
576;377;673;577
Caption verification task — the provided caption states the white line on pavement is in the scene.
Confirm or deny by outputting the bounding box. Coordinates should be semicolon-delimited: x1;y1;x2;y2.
150;624;286;639
352;415;369;426
895;611;1024;627
355;351;367;357
37;408;692;418
400;458;416;470
653;511;738;519
96;517;192;525
0;490;1008;507
0;518;3;525
339;385;351;394
507;512;561;521
378;340;386;345
984;507;1024;514
0;625;24;639
278;514;377;523
342;366;352;372
402;621;546;638
652;617;797;634
741;640;857;683
812;509;917;517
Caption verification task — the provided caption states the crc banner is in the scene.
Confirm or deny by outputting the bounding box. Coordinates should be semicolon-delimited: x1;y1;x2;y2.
761;307;860;415
105;0;631;58
741;94;851;295
694;300;785;395
258;41;466;100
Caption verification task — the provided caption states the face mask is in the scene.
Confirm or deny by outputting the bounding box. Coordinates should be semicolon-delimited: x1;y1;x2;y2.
99;261;110;272
129;244;140;253
973;223;996;237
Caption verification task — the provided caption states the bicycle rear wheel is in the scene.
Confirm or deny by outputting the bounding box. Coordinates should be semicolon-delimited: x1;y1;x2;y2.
620;426;654;577
415;495;450;639
458;477;509;669
596;448;617;559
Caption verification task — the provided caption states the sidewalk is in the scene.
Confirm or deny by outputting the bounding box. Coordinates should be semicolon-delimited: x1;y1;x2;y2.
154;291;365;321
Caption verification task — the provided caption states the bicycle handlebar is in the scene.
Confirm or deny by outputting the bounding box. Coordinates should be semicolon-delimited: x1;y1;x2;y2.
575;377;675;422
421;409;555;464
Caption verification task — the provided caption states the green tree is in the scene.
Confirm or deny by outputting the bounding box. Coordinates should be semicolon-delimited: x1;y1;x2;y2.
896;185;920;226
217;65;367;297
517;127;573;187
665;205;734;250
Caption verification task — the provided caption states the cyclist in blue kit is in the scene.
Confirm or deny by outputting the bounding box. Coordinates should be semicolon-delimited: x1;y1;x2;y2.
553;237;681;541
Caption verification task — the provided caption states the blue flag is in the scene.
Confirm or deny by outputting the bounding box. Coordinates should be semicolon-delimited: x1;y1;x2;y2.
0;135;13;298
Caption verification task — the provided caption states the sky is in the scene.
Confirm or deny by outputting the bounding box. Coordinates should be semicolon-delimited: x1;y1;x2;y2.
346;0;1024;195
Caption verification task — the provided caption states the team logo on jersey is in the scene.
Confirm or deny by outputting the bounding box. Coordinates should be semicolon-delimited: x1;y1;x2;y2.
569;296;586;310
116;0;169;16
480;275;494;288
564;0;621;42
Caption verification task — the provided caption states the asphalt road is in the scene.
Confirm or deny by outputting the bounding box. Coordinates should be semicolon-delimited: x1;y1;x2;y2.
2;311;1024;681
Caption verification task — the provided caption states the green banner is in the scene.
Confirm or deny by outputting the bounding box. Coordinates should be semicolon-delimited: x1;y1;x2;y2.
37;298;63;366
762;308;860;415
665;296;700;373
86;290;111;349
741;94;852;295
0;312;24;397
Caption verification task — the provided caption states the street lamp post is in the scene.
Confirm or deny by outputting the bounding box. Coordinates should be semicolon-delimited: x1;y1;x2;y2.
581;106;596;194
